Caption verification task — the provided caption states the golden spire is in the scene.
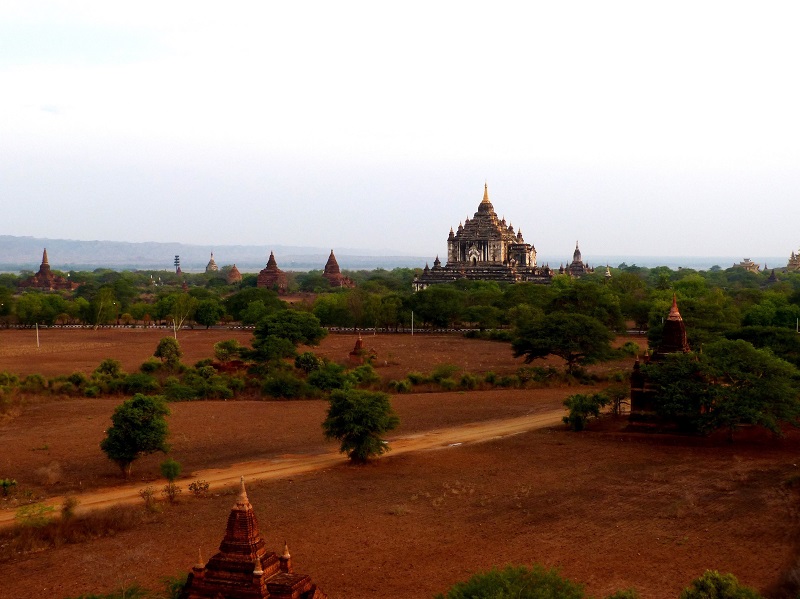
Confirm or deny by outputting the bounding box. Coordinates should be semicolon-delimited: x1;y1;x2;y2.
483;182;489;203
667;294;683;321
195;548;204;569
282;542;291;559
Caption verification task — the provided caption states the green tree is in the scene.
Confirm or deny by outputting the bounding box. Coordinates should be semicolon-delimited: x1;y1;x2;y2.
100;394;170;477
322;389;399;463
214;339;242;363
434;564;587;599
644;340;800;437
563;393;610;431
154;337;183;369
512;312;613;373
249;310;327;362
194;298;225;328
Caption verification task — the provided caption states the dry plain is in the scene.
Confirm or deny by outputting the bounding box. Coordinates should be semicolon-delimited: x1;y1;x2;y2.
0;329;798;598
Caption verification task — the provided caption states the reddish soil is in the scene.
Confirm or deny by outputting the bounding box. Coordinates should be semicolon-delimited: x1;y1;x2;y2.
0;331;795;599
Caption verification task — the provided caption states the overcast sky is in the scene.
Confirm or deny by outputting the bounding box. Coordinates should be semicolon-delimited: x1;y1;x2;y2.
2;1;799;263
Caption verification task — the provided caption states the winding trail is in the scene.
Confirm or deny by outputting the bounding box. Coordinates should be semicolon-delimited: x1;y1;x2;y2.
0;408;564;527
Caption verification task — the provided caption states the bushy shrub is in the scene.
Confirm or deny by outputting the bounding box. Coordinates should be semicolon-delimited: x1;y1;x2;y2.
563;393;610;431
308;362;350;391
295;351;323;373
350;363;380;386
497;375;521;388
94;358;123;378
0;372;19;386
431;363;460;383
164;383;197;402
435;564;586;599
194;358;214;369
15;503;56;528
214;339;242;363
388;379;412;393
459;373;480;390
67;372;89;388
52;380;78;396
140;358;161;374
84;385;102;398
188;480;210;497
20;373;47;393
262;371;307;399
439;377;457;391
122;373;159;394
484;371;497;385
679;570;762;599
406;371;428;385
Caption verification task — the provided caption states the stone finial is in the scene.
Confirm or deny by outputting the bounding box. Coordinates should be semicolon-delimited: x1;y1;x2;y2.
195;548;204;569
235;476;249;507
253;556;263;576
42;248;49;266
280;541;293;573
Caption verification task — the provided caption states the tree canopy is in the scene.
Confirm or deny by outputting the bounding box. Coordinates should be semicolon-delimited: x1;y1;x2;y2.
511;312;613;373
322;389;399;463
100;394;170;477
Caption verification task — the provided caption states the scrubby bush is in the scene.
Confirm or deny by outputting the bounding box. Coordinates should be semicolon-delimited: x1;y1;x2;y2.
679;570;762;599
214;339;242;363
459;373;480;390
484;371;497;385
406;371;428;385
20;373;47;393
188;480;210;497
164;382;197;402
154;337;183;368
140;358;161;374
160;459;182;503
295;351;323;373
262;371;307;399
431;363;460;383
0;372;19;387
308;362;350;391
122;373;160;394
434;564;586;599
15;503;56;528
95;358;123;378
388;379;412;393
349;363;380;387
497;375;521;388
438;377;457;390
563;393;610;431
1;478;17;496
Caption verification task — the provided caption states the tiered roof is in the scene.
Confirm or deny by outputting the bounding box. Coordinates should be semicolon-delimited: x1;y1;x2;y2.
181;478;326;599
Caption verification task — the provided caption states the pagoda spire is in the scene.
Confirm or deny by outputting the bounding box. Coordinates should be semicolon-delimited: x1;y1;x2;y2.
42;248;49;266
483;182;489;203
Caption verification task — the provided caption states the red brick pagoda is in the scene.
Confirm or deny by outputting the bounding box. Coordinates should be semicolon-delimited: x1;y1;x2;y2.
227;264;243;285
180;478;326;599
257;252;288;293
19;249;78;291
322;250;355;288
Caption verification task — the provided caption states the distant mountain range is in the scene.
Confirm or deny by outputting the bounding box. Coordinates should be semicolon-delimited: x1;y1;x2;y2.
0;235;427;272
0;235;789;273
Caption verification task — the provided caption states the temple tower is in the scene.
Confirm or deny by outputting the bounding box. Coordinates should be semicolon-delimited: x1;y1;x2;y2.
322;250;355;288
655;294;691;357
205;253;219;273
181;478;327;599
257;251;288;293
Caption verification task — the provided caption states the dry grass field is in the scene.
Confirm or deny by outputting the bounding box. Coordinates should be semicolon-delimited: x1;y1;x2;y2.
0;329;797;599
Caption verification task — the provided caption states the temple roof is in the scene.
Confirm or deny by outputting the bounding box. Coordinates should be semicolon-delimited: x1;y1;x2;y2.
667;294;683;322
324;250;341;275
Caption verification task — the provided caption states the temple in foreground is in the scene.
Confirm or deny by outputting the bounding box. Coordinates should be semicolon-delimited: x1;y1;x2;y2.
413;184;555;290
180;478;326;599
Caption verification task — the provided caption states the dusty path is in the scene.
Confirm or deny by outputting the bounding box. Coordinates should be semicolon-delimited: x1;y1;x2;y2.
0;409;564;527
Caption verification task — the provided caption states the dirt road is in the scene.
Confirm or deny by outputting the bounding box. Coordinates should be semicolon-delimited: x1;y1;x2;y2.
0;409;564;527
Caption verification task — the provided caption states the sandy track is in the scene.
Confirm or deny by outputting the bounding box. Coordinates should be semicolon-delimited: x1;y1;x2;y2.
0;409;564;527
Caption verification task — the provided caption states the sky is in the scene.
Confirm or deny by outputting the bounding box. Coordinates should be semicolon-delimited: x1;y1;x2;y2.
2;1;799;264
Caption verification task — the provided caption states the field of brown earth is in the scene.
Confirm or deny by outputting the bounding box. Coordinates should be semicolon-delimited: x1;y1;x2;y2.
1;330;795;599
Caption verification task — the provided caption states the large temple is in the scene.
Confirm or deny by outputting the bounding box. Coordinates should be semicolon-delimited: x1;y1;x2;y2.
322;250;355;288
180;478;326;599
788;249;800;272
413;184;554;290
19;249;78;291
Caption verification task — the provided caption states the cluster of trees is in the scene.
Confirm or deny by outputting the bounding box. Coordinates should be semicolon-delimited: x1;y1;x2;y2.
436;565;763;599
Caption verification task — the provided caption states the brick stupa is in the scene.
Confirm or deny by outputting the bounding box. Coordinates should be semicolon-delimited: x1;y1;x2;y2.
322;250;355;288
19;249;77;291
257;252;288;293
180;478;326;599
227;264;243;285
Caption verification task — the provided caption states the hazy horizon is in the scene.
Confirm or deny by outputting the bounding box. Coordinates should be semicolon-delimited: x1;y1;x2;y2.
2;2;799;260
